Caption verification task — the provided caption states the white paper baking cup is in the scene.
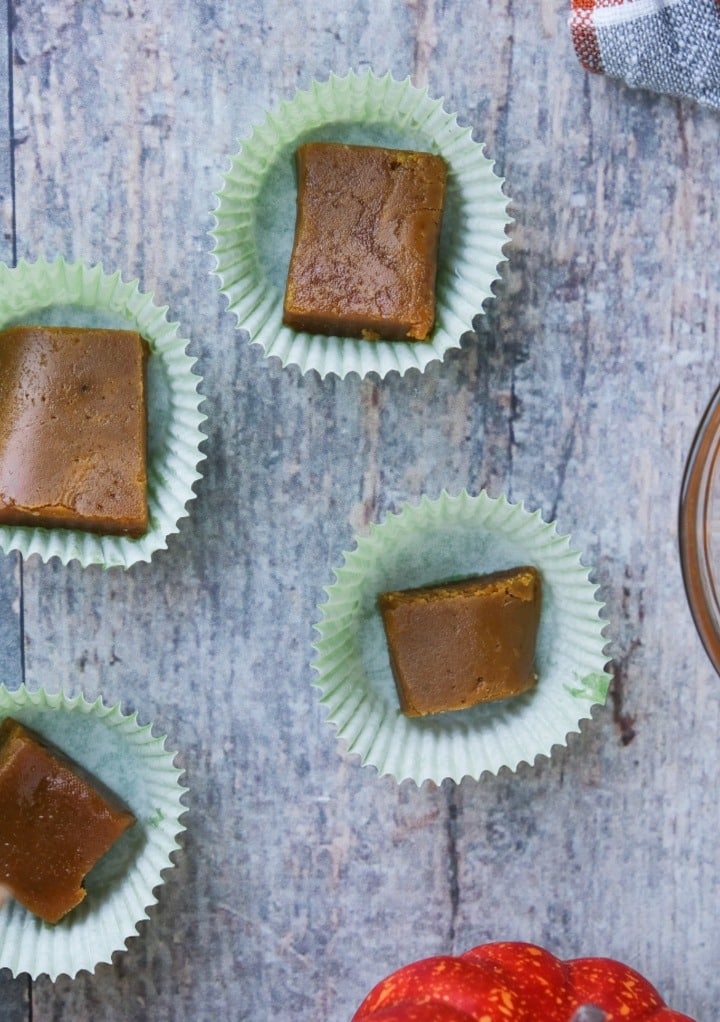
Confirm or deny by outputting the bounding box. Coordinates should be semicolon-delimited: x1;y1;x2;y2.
211;70;510;379
312;491;610;784
0;684;186;980
0;256;205;567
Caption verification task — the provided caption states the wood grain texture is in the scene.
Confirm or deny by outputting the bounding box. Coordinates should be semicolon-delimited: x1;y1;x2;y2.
0;0;22;688
0;0;28;1016
0;0;718;1019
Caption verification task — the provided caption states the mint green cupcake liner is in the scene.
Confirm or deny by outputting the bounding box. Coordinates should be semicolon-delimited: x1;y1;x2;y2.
312;491;610;785
211;70;510;379
0;256;206;567
0;684;187;980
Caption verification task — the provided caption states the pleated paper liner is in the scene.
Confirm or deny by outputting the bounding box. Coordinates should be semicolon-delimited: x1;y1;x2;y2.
0;685;187;980
313;491;610;785
211;70;510;379
0;256;205;567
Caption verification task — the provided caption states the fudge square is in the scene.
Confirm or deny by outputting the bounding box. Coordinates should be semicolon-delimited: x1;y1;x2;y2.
378;567;542;717
283;142;447;341
0;324;149;536
0;717;135;923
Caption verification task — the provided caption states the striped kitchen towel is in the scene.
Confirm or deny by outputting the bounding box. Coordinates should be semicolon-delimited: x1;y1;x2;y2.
570;0;720;109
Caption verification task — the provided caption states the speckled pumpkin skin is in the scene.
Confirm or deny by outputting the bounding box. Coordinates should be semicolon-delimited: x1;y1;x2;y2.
352;942;695;1022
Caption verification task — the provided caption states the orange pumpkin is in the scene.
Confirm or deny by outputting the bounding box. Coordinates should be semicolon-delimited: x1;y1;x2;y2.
352;942;694;1022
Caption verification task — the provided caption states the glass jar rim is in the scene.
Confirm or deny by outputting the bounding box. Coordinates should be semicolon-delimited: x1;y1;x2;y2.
679;382;720;676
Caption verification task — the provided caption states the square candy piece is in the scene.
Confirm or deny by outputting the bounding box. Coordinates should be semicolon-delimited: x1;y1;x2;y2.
0;717;136;924
283;142;447;341
0;325;149;537
378;567;542;717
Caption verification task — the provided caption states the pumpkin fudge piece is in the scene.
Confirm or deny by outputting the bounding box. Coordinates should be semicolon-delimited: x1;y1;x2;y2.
283;142;447;341
378;567;542;717
0;325;149;536
0;717;135;924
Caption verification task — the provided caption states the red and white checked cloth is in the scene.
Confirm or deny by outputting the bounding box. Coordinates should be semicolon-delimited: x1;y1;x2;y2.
570;0;720;109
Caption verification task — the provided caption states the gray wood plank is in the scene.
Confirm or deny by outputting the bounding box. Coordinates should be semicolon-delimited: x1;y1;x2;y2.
0;0;29;1017
0;0;24;687
0;1;715;1020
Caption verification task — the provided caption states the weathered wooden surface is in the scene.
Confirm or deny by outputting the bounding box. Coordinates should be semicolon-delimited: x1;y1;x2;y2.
0;1;719;1019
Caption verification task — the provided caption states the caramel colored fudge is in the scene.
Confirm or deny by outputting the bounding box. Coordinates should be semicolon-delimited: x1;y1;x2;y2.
283;142;447;341
0;718;135;923
378;567;542;717
0;325;149;537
